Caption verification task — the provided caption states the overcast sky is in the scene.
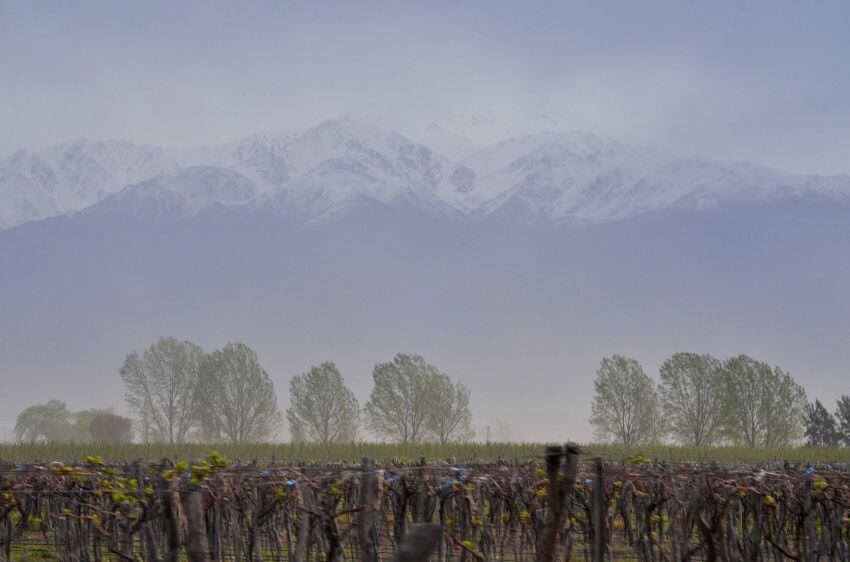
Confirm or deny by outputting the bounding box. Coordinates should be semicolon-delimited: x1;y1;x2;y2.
2;0;849;173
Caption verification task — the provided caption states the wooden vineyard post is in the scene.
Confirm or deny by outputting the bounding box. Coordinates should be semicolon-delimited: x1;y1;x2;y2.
2;512;11;562
248;484;261;562
415;457;426;523
800;475;815;562
137;463;161;562
160;472;182;562
185;483;209;562
230;500;243;562
293;483;315;562
538;446;564;562
591;457;608;562
537;443;581;562
356;457;380;562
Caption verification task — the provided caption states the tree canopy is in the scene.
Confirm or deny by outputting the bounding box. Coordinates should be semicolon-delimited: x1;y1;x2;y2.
590;355;661;446
15;400;73;442
658;353;724;447
198;342;281;443
720;355;807;448
365;353;473;443
286;362;359;443
89;412;134;443
120;337;205;444
426;373;474;444
14;403;133;443
804;399;839;447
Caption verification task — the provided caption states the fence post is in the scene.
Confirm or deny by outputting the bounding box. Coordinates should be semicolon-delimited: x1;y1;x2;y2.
248;484;261;562
185;484;209;562
356;457;380;562
415;457;426;523
137;463;161;562
537;445;564;562
160;471;181;562
801;475;815;562
293;483;314;562
230;499;243;562
2;513;10;562
536;444;580;562
591;457;607;562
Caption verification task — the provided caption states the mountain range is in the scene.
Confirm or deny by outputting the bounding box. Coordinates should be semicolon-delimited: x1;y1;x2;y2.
2;118;849;441
3;118;849;230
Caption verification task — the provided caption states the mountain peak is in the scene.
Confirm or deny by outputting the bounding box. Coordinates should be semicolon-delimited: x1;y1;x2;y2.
297;117;414;149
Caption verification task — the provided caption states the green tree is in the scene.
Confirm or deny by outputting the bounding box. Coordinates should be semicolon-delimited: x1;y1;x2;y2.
658;353;724;447
426;373;474;444
14;400;73;442
286;362;360;443
590;356;661;446
89;412;134;442
198;342;280;443
120;337;205;444
365;353;439;443
836;395;850;447
69;409;114;442
720;355;807;447
804;399;839;447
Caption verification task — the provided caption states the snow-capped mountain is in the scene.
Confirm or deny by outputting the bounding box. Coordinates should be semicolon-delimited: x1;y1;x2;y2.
2;119;849;229
0;139;179;228
445;132;850;223
86;167;257;220
175;132;297;187
256;119;454;221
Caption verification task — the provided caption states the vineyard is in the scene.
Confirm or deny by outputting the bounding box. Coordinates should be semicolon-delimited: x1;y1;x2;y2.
2;446;850;561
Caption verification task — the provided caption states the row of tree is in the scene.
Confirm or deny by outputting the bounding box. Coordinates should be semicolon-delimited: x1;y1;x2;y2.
591;353;850;448
18;342;844;448
119;337;473;444
289;355;473;444
120;339;280;444
14;402;133;443
16;339;474;444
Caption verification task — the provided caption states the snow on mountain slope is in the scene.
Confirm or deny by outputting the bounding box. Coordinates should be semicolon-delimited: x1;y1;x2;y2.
86;167;257;220
284;118;447;185
254;118;456;220
0;139;179;228
175;132;298;187
0;119;455;227
2;120;850;229
444;131;850;224
438;131;631;212
0;165;60;229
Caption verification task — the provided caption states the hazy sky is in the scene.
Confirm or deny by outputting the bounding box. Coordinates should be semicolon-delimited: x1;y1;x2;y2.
2;1;850;443
2;1;850;174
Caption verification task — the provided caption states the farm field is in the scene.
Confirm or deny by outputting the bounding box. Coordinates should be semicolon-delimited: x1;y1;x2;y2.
2;441;850;465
